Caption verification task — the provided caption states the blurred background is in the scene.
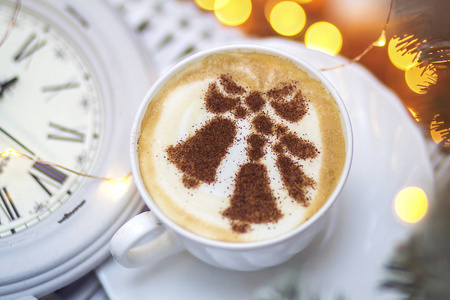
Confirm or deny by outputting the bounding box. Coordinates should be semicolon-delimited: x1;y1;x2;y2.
188;0;449;150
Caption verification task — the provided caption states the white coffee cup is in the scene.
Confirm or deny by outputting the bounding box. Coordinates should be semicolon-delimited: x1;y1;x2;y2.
110;44;353;271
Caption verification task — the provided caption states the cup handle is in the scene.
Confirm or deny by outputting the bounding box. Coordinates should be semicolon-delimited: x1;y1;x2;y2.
109;211;184;268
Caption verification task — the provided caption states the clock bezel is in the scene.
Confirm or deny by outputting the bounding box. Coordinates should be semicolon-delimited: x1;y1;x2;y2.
0;0;156;297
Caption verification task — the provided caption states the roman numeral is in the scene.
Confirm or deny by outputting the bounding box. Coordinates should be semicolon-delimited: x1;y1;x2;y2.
48;122;85;143
29;162;68;196
14;34;46;62
0;187;20;223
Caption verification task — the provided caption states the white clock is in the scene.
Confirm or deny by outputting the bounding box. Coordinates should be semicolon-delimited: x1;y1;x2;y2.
0;0;156;298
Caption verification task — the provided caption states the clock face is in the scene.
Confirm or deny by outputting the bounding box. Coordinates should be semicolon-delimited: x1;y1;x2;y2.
0;3;103;237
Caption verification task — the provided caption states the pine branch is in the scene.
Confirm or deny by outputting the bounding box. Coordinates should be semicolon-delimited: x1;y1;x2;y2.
381;151;450;299
393;0;450;151
393;0;450;67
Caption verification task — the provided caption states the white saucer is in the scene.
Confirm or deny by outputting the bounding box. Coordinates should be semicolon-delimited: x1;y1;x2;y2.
96;39;434;300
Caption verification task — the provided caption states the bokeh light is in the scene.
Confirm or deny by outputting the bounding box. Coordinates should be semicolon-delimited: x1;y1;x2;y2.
269;1;306;36
388;36;418;70
394;187;428;224
195;0;214;10
214;0;252;26
304;21;342;56
195;0;229;10
430;116;445;145
405;63;438;94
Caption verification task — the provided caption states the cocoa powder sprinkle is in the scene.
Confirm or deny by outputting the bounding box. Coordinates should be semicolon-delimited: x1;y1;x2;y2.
275;124;288;136
247;134;267;162
166;117;237;187
231;222;251;234
222;162;283;224
280;133;319;159
245;91;265;112
276;154;315;206
252;114;274;135
270;91;308;122
233;105;248;119
163;74;319;234
266;83;296;100
220;74;246;95
205;82;239;114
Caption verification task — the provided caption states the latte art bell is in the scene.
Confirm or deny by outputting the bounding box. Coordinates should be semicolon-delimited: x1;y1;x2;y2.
111;44;353;271
137;48;348;242
164;75;321;234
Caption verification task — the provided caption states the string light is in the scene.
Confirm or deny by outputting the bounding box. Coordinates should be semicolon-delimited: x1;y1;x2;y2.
194;0;395;71
0;0;20;48
0;148;131;183
319;0;393;71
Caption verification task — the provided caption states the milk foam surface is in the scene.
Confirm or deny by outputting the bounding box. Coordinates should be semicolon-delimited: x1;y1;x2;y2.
138;51;345;242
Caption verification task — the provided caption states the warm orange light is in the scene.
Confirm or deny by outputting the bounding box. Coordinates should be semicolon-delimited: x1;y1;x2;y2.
214;0;252;26
405;63;437;94
394;187;428;224
388;36;418;70
269;1;306;36
305;22;342;56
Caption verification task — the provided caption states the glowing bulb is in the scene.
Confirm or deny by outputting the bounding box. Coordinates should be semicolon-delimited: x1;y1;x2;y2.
372;31;386;47
304;22;342;56
111;179;131;196
214;0;251;26
405;63;437;94
1;148;20;157
394;187;428;223
388;36;418;70
269;1;306;36
100;174;132;199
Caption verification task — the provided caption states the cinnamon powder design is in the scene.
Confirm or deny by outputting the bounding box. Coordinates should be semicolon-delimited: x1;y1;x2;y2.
166;75;318;233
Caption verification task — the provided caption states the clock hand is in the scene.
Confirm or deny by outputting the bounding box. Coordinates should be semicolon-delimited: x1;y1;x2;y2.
0;76;19;98
0;126;36;156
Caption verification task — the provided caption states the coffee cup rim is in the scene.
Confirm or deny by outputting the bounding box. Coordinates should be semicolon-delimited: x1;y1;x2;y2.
130;44;353;250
